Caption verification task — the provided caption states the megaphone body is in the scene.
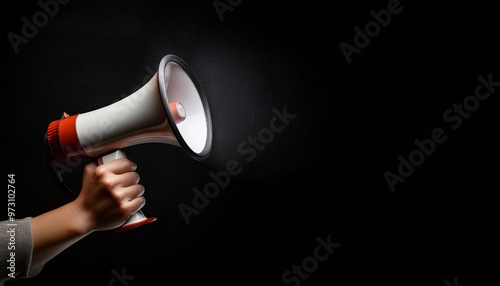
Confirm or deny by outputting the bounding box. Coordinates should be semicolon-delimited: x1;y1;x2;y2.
45;55;213;231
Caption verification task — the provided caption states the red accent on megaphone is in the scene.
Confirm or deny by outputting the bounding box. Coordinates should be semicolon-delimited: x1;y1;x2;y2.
168;101;186;124
114;217;157;232
46;113;88;163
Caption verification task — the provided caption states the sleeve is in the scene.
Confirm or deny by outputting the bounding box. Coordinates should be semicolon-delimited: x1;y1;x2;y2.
0;217;45;284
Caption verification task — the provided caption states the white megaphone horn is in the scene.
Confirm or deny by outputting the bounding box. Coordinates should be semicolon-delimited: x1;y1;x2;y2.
45;54;213;232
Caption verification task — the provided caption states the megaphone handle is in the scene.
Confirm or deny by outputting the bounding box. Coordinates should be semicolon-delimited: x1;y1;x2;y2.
98;150;157;232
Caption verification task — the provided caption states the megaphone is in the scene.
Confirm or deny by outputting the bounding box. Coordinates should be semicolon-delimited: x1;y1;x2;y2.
45;54;213;231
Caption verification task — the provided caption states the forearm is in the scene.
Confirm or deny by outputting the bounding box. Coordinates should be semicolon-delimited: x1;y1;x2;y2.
30;201;93;270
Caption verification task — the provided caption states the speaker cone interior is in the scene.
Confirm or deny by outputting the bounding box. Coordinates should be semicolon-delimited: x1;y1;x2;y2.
159;55;212;161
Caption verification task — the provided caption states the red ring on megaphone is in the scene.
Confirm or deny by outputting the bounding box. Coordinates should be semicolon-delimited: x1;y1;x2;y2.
46;113;87;163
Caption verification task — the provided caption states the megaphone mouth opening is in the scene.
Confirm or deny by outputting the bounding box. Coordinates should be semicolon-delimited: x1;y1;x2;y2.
158;55;213;161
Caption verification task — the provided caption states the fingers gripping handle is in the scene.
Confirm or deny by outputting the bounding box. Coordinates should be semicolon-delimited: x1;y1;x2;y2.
98;150;157;232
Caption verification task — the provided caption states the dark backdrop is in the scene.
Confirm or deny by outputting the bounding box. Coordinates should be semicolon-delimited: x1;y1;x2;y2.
1;1;498;285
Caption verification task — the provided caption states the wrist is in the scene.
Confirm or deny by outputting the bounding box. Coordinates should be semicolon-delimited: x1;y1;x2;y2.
68;200;96;235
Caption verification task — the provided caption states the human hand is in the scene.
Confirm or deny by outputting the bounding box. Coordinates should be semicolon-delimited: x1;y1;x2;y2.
71;158;146;233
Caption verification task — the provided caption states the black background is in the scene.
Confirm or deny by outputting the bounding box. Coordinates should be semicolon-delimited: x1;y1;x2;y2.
1;1;498;285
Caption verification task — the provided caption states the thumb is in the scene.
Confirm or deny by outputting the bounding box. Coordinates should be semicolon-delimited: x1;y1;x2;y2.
82;159;99;178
